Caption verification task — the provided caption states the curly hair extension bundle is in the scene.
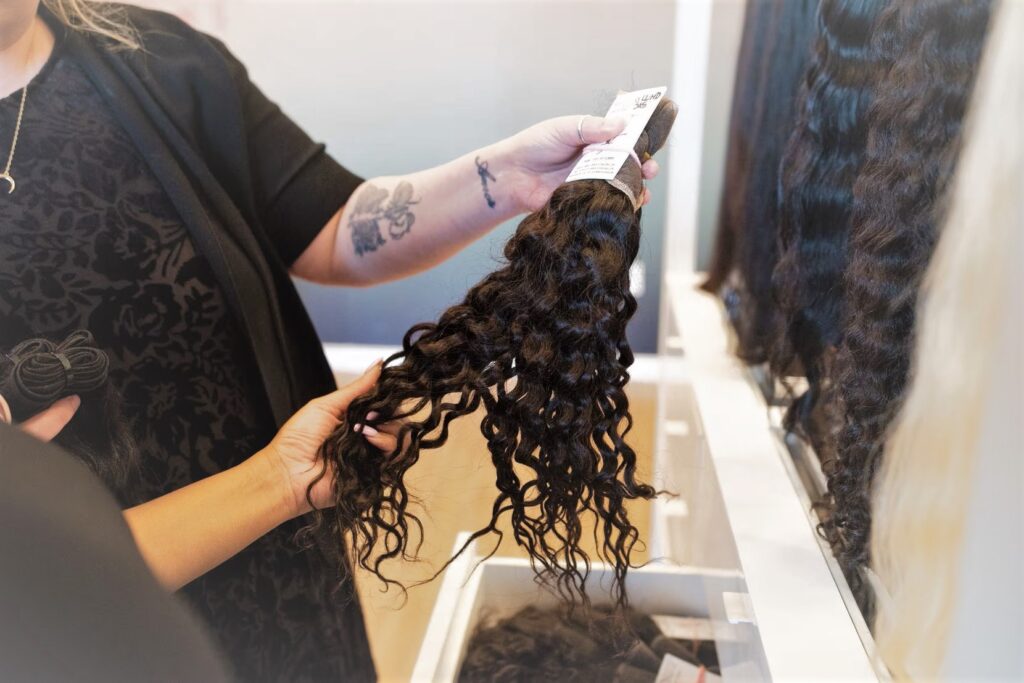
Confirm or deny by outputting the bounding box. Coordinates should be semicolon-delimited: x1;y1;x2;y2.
457;605;719;683
703;0;818;365
824;0;993;579
314;98;678;608
0;330;138;502
770;0;891;446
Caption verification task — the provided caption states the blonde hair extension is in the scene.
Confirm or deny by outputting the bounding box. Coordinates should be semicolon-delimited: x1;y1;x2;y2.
42;0;140;50
870;0;1023;678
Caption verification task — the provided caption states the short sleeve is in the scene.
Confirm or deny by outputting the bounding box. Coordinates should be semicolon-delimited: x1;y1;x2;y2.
212;38;364;266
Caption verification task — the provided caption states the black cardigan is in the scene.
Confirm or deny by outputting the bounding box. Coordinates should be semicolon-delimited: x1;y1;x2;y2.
46;5;363;426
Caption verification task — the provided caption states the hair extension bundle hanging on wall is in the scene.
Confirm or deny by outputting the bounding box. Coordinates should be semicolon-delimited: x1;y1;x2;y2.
703;0;818;365
769;0;891;448
314;98;678;608
0;330;139;503
823;0;993;580
701;0;775;298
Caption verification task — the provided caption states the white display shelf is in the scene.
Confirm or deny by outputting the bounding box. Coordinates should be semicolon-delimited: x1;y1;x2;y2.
657;272;885;682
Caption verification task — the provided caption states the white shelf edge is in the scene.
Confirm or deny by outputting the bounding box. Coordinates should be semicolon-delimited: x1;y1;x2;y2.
322;343;665;384
410;532;478;683
665;272;878;682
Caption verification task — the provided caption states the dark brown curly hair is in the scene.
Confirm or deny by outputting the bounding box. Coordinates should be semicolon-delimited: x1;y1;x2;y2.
311;99;678;608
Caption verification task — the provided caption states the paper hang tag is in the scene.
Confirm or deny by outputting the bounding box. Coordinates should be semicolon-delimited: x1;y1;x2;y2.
566;86;668;183
654;654;724;683
654;653;722;683
650;616;716;641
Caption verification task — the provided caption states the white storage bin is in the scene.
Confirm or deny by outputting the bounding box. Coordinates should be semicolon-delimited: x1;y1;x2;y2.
411;534;770;683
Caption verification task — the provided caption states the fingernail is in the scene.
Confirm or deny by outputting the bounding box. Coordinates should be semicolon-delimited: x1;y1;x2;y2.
359;425;380;437
366;411;379;420
363;358;383;375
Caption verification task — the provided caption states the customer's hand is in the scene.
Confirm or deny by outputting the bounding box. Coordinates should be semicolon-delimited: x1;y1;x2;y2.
499;115;661;212
258;361;397;517
0;392;80;441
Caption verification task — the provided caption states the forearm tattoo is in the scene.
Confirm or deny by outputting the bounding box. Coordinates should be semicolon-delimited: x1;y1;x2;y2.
475;156;497;209
348;181;420;256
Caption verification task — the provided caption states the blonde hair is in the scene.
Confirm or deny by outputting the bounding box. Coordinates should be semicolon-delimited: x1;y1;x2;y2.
870;0;1023;678
42;0;140;50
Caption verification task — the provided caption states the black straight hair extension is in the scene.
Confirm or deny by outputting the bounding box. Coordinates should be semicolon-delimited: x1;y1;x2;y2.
723;0;819;364
0;330;139;504
701;0;775;297
312;99;678;609
823;0;993;578
770;0;891;446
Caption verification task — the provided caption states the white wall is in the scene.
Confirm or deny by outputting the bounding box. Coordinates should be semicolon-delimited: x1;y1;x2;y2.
138;0;678;352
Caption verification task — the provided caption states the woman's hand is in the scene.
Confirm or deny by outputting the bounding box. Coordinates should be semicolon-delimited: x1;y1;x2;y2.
257;361;397;517
0;392;80;441
125;362;397;590
498;115;661;212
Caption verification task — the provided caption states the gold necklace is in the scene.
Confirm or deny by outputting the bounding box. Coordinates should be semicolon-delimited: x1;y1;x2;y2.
0;85;28;195
2;20;39;196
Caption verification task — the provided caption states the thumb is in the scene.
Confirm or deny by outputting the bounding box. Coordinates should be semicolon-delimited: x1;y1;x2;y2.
20;395;81;442
315;360;383;417
590;115;627;142
581;114;627;145
555;114;627;148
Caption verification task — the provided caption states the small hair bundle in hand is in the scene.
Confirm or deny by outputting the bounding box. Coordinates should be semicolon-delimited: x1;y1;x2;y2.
0;330;138;502
1;330;110;419
314;99;678;607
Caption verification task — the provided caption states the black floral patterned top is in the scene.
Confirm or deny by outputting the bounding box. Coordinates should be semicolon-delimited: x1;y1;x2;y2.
0;35;372;683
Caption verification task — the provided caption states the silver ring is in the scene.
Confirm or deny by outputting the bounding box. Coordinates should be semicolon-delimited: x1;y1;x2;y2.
577;115;588;145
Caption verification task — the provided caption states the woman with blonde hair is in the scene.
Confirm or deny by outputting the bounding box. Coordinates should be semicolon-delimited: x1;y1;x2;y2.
0;1;660;679
870;0;1023;678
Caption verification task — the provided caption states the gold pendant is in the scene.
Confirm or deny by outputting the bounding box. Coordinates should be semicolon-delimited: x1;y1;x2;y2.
0;172;14;194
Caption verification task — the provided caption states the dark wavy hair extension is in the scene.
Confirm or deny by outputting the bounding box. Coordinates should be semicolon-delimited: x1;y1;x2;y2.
312;99;678;609
770;0;891;447
823;0;993;580
0;330;140;504
457;604;719;682
704;0;818;364
701;0;775;297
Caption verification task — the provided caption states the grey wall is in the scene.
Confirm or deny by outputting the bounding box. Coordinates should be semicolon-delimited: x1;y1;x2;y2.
215;0;676;353
695;0;745;270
